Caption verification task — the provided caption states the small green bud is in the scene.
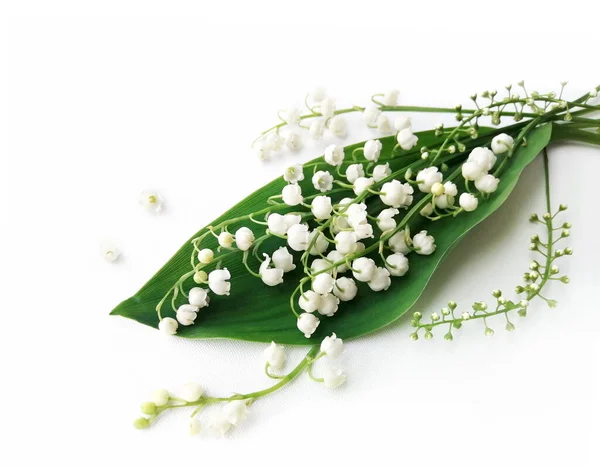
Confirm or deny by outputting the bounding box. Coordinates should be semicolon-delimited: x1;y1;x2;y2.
561;229;570;237
444;332;454;341
530;284;540;292
133;417;150;430
448;301;457;310
447;145;456;154
430;312;440;322
529;213;539;222
550;265;559;274
515;285;525;294
562;222;571;228
453;321;463;329
492;290;502;298
441;163;449;172
140;402;157;415
543;212;552;220
461;312;470;320
555;249;564;257
529;243;537;251
491;112;501;125
519;299;530;308
498;297;507;305
413;311;422;320
559;204;568;211
470;93;478;101
505;322;516;332
424;331;433;340
547;299;558;308
409;332;419;341
421;152;429;160
193;270;208;284
564;247;573;255
410;320;418;328
441;307;451;316
405;168;413;180
560;276;570;284
518;308;527;317
564;112;572;121
530;234;539;242
530;261;539;270
484;327;495;337
530;271;539;280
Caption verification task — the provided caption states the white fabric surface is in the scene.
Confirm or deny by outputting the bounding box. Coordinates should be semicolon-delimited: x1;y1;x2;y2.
2;7;599;466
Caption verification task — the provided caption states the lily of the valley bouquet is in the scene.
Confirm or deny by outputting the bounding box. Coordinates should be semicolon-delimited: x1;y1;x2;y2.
110;82;599;436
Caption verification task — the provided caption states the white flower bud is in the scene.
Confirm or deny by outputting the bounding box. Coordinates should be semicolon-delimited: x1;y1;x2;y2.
197;248;214;264
282;183;303;206
368;267;391;291
312;170;334;192
394;115;412;132
352;257;377;282
468;147;497;171
283;164;305;183
377;208;399;232
372;163;391;182
223;400;249;426
324;144;345;166
362;105;381;126
176;304;199;326
364;139;382;161
413;231;436;255
297;313;320;338
299;290;322;313
475;174;500;193
284;132;303;151
416;167;443;193
326;250;348;273
218;231;234;248
272;246;296;272
396;128;418;150
320;333;344;358
388;231;411;254
320;97;336;118
208;268;231;295
335;230;358;255
491;133;514;155
385;253;409;276
431;182;445;197
259;254;284;287
287;223;310;251
380;179;414;208
309;119;325;139
345;164;365;184
589;88;598;98
318;293;340;317
328;115;347;138
353;176;375;196
234;227;255;251
158;317;178;335
264;341;286;370
376;114;393;134
322;367;346;388
311;195;333;220
189;287;210;308
312;273;335;295
182;382;204;402
152;389;170;407
333;276;358;301
459;193;479;211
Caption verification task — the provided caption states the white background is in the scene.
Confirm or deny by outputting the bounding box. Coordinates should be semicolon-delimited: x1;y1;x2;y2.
2;2;600;465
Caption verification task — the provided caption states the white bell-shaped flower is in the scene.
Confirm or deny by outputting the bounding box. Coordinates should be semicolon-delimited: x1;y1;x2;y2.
462;161;486;181
468;147;497;171
287;223;310;251
312;273;335;295
362;105;381;126
345;164;365;184
363;139;382;161
207;412;232;437
281;184;303;206
322;367;346;388
235;227;255;251
298;290;322;313
335;231;358;255
368;267;391;291
318;293;340;317
376;114;393;134
320;97;336;118
333;277;358;301
308;230;329;256
223;400;249;427
394;115;412;132
353;222;374;240
320;333;344;358
475;174;500;193
189;287;210;308
259;254;284;287
284;132;303;151
297;313;320;338
282;108;301;125
388;231;411;254
380;179;414;208
382;89;399;106
272;246;296;272
152;389;170;407
416;167;443;193
324;144;345;166
312;170;334;193
386;253;409;276
218;231;234;248
311;258;332;274
352;257;377;282
396;128;418;150
311;195;333;220
353;176;375;195
345;203;367;227
420;203;434;217
309;119;325;139
310;87;326;102
377;208;399;232
413;231;436;255
459;193;479;212
328;115;347;138
197;248;214;264
283;164;305;183
268;213;301;236
435;194;455;209
158;317;178;335
491;134;513;154
182;382;204;402
372;163;391;182
266;132;283;151
264;341;286;370
443;181;458;197
176;304;199;326
139;189;163;213
208;268;231;295
326;250;349;273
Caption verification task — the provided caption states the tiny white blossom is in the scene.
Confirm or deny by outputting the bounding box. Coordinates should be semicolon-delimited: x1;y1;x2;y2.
353;176;375;195
151;389;170;407
311;258;332;274
459;193;479;211
468;147;497;171
326;250;349;273
208;268;231;295
176;304;199;326
266;132;283;151
345;164;365;184
322;367;346;388
396;128;419;150
297;312;320;338
388;231;411;254
475;174;500;193
320;97;336;118
311;196;333;220
223;400;249;426
416;167;443;193
394;115;412;132
283;164;305;183
102;243;120;263
189;287;210;308
267;213;301;236
333;276;358;301
312;273;335;295
259;254;284;286
158;317;178;335
139;189;163;213
287;223;310;251
189;417;202;436
309;119;325;139
382;89;399;106
345;203;368;227
207;412;232;437
380;180;414;208
281;184;303;206
312;170;334;192
197;248;214;264
385;252;409;276
218;231;234;248
182;382;204;402
285;132;303;151
320;333;344;358
368;267;391;291
462;160;487;181
376;114;393;134
435;194;455;209
299;290;322;313
254;141;270;160
372;163;391;182
264;342;286;370
324;144;345;166
272;246;296;272
335;230;358;255
363;139;382;162
308;230;329;256
235;227;255;251
491;134;514;155
443;181;458;197
318;293;340;317
362;105;381;126
328;115;347;138
283;108;301;125
413;231;436;255
352;257;377;282
353;222;374;240
377;208;399;232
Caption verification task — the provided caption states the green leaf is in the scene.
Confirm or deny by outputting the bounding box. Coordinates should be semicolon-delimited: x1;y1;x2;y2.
111;124;552;345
